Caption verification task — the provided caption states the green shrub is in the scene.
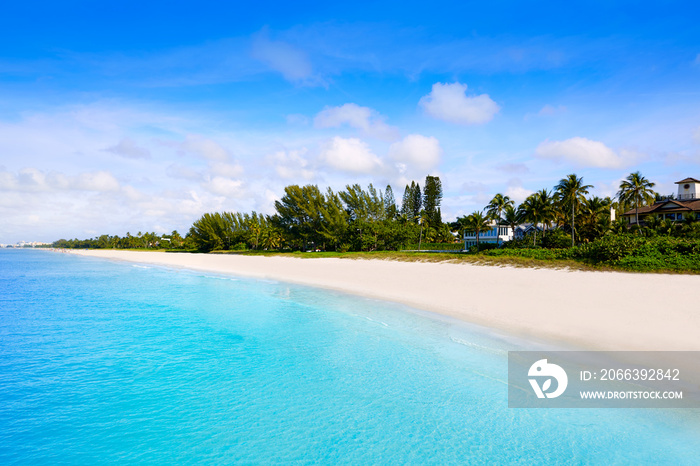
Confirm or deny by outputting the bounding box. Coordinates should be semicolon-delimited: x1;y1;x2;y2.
468;243;498;253
482;248;568;261
572;234;641;262
540;229;572;249
571;234;700;272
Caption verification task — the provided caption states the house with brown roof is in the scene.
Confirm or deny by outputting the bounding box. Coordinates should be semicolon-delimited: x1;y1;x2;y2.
622;177;700;225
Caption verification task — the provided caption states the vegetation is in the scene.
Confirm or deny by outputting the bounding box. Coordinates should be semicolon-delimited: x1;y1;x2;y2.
555;174;592;247
485;194;514;247
53;176;449;253
459;211;491;248
617;171;656;227
51;170;700;273
52;231;193;250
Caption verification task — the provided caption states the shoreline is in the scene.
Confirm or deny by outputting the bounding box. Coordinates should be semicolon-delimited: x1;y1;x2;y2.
58;249;700;352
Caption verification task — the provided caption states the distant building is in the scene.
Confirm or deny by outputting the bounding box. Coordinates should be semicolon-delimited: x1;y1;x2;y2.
622;177;700;225
463;223;513;249
513;223;545;240
2;241;51;248
462;222;556;249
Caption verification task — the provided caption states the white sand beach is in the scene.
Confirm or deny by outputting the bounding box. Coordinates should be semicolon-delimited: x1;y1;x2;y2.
64;250;700;352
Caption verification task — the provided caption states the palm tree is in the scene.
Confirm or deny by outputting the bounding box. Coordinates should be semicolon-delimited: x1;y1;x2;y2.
579;196;612;242
682;213;698;231
170;230;184;248
681;215;700;238
617;172;657;228
486;194;514;247
502;204;521;242
610;217;629;235
518;194;546;246
640;214;661;237
555;174;592;247
659;218;677;236
465;211;491;250
261;227;284;250
534;189;556;236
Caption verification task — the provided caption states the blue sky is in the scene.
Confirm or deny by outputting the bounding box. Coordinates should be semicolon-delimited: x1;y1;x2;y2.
1;1;699;243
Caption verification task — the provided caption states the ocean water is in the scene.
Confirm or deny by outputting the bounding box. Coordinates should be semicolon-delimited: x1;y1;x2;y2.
1;249;699;465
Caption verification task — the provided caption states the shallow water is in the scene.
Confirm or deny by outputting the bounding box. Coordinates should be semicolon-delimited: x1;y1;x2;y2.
1;249;698;464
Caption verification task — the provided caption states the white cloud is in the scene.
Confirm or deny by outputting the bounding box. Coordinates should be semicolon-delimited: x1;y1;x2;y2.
419;82;500;125
257;189;280;215
7;168;47;191
0;168;120;192
166;164;202;181
251;29;315;83
505;185;534;203
202;176;245;198
524;104;567;121
314;103;399;141
320;137;382;174
181;135;229;161
73;171;121;191
388;134;442;172
460;180;489;193
497;162;530;174
210;162;244;178
105;138;150;159
122;185;148;202
0;103;273;242
535;137;640;169
269;149;314;180
538;104;566;116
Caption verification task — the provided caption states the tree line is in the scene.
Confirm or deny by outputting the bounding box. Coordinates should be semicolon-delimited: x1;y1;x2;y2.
53;176;451;252
457;171;695;249
189;176;448;252
53;171;695;253
53;231;190;250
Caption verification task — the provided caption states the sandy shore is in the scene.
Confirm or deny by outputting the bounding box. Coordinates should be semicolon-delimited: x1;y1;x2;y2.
62;249;700;352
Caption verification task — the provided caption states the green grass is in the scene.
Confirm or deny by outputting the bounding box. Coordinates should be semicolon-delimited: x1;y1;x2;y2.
403;243;464;251
212;246;699;274
207;249;594;271
77;240;700;275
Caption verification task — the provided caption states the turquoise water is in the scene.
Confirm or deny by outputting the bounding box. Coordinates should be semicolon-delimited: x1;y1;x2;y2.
1;250;699;464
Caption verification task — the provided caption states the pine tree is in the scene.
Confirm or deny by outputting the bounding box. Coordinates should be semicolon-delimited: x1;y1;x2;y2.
411;182;422;222
384;185;397;220
423;175;443;227
401;184;413;219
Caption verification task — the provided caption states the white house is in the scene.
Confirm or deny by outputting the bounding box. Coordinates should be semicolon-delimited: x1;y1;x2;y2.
463;223;513;249
463;221;555;249
622;177;700;225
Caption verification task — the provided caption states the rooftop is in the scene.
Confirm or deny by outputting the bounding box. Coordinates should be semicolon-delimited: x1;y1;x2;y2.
622;198;700;216
675;177;700;184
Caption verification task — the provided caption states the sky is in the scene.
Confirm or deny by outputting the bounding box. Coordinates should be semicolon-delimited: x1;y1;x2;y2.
1;0;699;243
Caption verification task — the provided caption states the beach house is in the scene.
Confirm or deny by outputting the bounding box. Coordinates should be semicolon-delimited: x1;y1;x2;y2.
463;223;513;249
622;177;700;225
513;223;545;240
